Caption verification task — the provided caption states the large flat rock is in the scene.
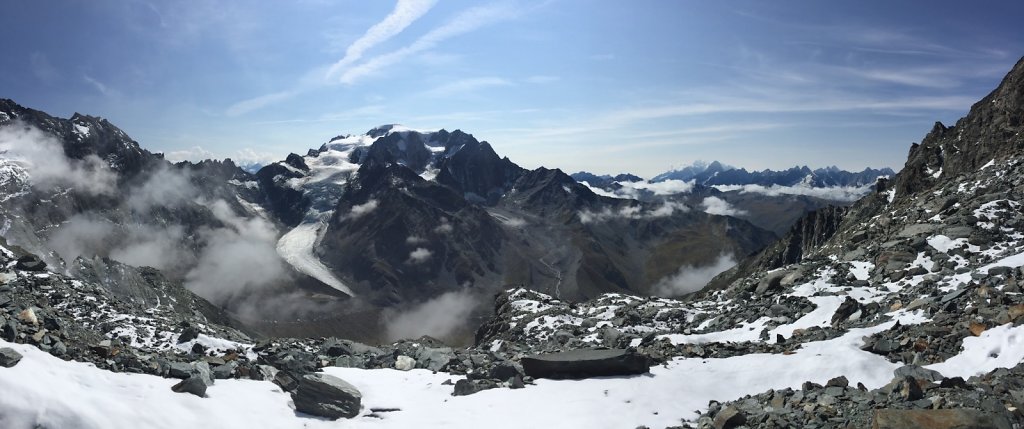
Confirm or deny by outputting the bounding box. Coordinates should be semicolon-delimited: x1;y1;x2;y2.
521;348;650;379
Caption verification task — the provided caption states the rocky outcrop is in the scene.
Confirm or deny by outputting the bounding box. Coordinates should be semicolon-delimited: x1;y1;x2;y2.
759;205;848;269
894;57;1024;198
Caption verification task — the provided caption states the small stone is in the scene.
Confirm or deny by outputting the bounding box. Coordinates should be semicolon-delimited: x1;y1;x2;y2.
17;308;37;325
969;321;987;336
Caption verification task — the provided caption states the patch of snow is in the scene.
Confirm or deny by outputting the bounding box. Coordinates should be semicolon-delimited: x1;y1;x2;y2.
73;123;91;138
926;323;1024;378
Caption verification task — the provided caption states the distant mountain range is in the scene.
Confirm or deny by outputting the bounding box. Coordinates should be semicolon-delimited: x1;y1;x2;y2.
574;161;893;189
648;161;894;187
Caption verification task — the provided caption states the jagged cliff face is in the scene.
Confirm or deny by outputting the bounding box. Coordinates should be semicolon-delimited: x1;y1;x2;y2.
711;56;1024;295
895;57;1024;197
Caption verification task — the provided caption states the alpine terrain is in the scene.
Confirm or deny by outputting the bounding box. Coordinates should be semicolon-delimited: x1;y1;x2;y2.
1;41;1024;429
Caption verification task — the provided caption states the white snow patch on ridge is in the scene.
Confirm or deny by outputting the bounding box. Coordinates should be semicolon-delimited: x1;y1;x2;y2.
276;222;354;296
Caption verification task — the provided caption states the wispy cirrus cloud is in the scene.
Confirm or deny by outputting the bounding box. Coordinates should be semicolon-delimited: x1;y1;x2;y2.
325;0;437;80
82;75;112;96
337;2;519;85
420;77;512;97
226;89;300;117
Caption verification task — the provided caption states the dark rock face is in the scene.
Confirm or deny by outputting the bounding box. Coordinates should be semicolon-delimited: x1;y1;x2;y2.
894;57;1024;198
319;162;505;305
435;130;525;205
0;347;23;367
254;161;311;227
759;205;848;270
292;373;362;419
520;348;650;379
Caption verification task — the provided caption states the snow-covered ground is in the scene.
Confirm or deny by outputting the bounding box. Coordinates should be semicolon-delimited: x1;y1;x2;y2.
4;313;1024;429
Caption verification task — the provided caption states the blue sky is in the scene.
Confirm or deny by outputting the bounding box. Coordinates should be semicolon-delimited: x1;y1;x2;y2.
1;1;1022;177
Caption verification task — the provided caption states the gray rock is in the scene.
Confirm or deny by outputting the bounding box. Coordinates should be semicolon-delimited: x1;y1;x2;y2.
521;348;650;379
453;379;499;396
212;361;237;379
894;365;944;383
292;373;362;419
0;347;23;367
171;375;207;397
193;361;214;386
712;405;746;429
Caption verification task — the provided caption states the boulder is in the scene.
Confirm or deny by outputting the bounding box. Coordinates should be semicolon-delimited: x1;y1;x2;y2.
712;405;746;429
0;347;23;367
15;255;46;271
894;365;943;383
871;409;1011;429
171;375;207;397
754;271;787;295
521;348;650;379
831;297;862;326
292;373;362;419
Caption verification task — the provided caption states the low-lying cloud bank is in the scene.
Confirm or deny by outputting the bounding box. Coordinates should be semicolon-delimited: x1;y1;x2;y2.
384;289;479;342
579;201;689;223
700;196;747;217
581;179;694;200
713;183;873;202
653;253;737;297
1;124;291;306
0;124;116;195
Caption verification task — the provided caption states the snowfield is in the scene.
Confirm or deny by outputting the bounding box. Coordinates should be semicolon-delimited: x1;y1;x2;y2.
4;312;1024;429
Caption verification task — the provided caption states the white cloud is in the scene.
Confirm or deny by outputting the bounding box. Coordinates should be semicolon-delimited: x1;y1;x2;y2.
348;199;379;218
0;124;117;195
338;3;517;85
581;179;695;200
407;247;432;264
700;196;746;217
578;201;689;224
434;218;453;234
225;90;299;117
163;146;216;163
421;77;512;97
652;254;736;297
82;75;112;96
185;200;288;302
714;184;873;202
326;0;437;79
127;165;196;211
384;289;478;341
